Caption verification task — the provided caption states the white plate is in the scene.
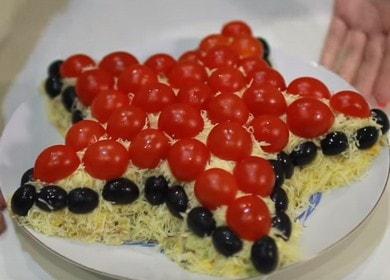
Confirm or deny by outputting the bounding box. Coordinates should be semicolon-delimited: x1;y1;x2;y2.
0;49;388;280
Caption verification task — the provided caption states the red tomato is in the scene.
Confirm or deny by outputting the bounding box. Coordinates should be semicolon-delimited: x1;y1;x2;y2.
91;89;130;123
251;115;289;153
129;128;170;169
133;82;176;113
60;54;95;78
195;168;238;210
239;56;269;76
208;66;246;93
167;61;207;88
222;21;252;37
75;69;115;106
207;121;252;161
83;140;129;180
233;157;275;197
106;106;147;140
330;90;370;118
207;93;249;125
34;145;80;183
226;195;271;241
249;68;286;91
167;139;210;182
243;84;287;117
117;64;158;94
158;103;204;138
287;98;335;138
99;51;138;77
287;77;331;99
178;50;201;64
65;120;106;151
230;35;263;60
202;46;239;69
144;53;176;76
199;34;231;54
177;83;213;110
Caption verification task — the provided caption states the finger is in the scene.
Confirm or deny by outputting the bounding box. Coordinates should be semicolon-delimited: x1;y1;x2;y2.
0;214;5;234
336;30;367;83
320;16;348;69
0;191;6;210
372;35;390;106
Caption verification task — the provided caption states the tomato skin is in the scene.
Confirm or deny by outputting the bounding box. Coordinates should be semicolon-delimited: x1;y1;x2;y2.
168;61;207;88
202;46;239;69
75;69;115;106
199;34;231;54
233;157;275;197
133;82;176;113
222;21;252;37
243;84;287;117
167;139;210;182
91;89;130;123
330;90;370;118
239;57;269;76
207;93;249;125
177;83;214;110
287;77;331;99
34;145;80;183
230;35;263;60
226;195;271;241
144;53;176;76
178;50;201;64
207;121;252;161
129;128;170;169
195;168;238;210
60;54;95;78
117;64;158;94
251;115;289;153
83;140;129;180
208;66;246;94
106;106;147;141
249;68;286;91
158;103;204;139
65;120;106;151
99;51;138;77
287;98;335;138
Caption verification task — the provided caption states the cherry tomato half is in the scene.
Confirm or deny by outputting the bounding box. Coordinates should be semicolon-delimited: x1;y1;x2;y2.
230;35;263;60
226;195;271;241
60;54;95;78
251;115;289;153
199;34;231;54
83;140;129;180
168;138;210;182
207;121;252;161
208;66;246;94
133;82;176;113
129;128;170;169
99;51;138;77
207;93;249;125
91;89;130;123
248;68;286;91
117;64;158;94
330;90;370;118
195;168;238;210
287;77;331;99
233;157;275;197
287;98;335;138
202;46;239;69
177;83;214;110
65;120;106;151
34;145;80;183
144;53;176;76
239;56;269;76
168;61;207;88
222;20;252;37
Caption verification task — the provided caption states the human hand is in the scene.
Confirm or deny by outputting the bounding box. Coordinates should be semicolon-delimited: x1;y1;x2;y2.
320;0;390;106
0;191;6;234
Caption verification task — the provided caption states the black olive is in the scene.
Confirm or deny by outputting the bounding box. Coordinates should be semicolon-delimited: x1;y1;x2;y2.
257;37;270;59
320;131;348;156
20;167;34;187
271;187;288;213
36;185;67;212
251;236;278;274
212;226;243;257
187;207;216;237
269;160;284;189
48;60;63;78
277;152;294;179
165;185;188;218
68;188;99;214
272;212;292;240
11;184;36;216
44;76;63;98
290;141;317;166
71;109;84;124
61;86;78;112
102;178;139;204
371;109;389;134
355;126;379;150
144;176;169;205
